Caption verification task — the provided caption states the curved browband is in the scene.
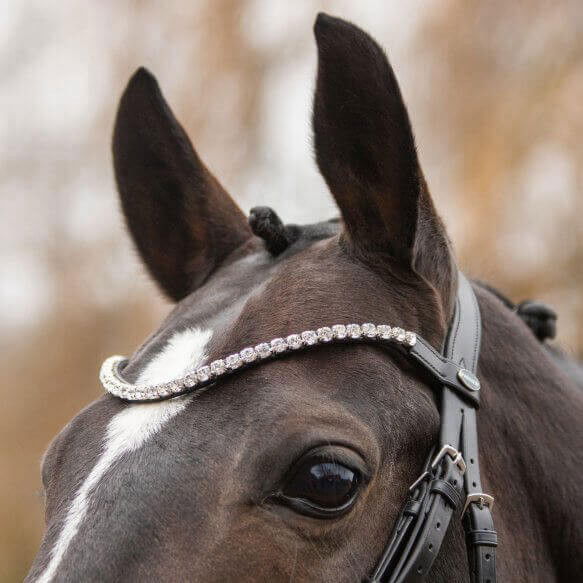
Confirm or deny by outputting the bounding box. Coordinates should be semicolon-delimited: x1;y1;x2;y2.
368;273;497;582
100;272;496;581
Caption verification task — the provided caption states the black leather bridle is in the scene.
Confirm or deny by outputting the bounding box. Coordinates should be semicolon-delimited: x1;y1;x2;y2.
368;272;497;582
102;271;497;582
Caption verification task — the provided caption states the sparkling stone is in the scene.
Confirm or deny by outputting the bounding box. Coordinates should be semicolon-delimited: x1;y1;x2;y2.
332;324;347;339
255;342;271;358
377;325;392;339
226;353;242;369
271;338;287;353
316;327;333;342
301;330;318;345
183;372;198;387
196;366;211;383
361;323;377;338
346;324;362;339
210;359;226;376
286;334;303;349
158;383;171;397
392;327;406;342
404;331;417;347
172;379;184;393
240;347;257;363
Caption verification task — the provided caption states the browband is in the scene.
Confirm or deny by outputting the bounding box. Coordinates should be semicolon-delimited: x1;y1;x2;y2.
100;325;479;405
99;272;497;582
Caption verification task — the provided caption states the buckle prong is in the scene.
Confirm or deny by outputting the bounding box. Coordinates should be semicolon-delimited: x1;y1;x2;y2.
408;471;430;493
462;492;495;516
431;444;467;474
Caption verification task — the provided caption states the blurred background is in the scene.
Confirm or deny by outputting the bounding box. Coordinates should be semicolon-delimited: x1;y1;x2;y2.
1;0;581;579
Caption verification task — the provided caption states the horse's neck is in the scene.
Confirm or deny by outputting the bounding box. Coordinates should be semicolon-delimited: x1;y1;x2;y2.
478;287;583;581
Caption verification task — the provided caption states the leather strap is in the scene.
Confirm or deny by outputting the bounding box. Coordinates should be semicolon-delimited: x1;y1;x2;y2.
409;339;480;406
367;273;497;583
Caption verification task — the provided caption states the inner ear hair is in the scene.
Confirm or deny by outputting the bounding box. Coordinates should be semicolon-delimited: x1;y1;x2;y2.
249;207;298;255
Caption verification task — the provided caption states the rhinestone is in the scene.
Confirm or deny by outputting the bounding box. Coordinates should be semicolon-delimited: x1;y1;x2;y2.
392;327;406;342
332;324;347;339
286;334;303;349
210;359;226;376
346;324;362;339
183;372;198;387
317;327;333;342
361;323;377;338
240;347;257;363
158;383;171;397
377;325;392;339
226;353;242;369
301;330;318;345
255;342;271;358
196;366;211;383
271;338;287;353
404;331;417;347
172;379;184;393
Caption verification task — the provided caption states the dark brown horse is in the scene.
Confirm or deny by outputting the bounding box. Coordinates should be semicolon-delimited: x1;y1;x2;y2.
27;14;582;582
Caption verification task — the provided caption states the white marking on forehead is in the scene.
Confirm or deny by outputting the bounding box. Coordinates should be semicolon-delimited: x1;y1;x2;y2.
36;327;212;583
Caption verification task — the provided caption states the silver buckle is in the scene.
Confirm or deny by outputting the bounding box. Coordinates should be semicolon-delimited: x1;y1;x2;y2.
431;444;467;474
462;492;495;516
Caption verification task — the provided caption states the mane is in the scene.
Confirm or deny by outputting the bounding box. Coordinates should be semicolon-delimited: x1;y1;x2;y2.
475;279;583;389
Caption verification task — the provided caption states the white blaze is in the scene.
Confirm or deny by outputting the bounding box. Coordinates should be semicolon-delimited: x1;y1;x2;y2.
36;328;213;583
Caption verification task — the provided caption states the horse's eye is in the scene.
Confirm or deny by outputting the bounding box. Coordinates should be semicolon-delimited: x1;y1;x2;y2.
278;457;362;518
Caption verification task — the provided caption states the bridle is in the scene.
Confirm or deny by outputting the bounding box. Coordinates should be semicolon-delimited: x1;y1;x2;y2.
367;273;497;583
100;272;497;582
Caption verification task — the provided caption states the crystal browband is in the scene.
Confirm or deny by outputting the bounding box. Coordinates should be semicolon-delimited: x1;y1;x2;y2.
100;323;417;402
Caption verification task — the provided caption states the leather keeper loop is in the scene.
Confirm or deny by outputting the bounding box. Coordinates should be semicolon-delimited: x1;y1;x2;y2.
404;499;422;516
430;478;462;509
466;529;498;547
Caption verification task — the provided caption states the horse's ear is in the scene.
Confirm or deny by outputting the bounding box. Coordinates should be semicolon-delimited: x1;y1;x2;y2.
112;68;252;301
312;14;455;313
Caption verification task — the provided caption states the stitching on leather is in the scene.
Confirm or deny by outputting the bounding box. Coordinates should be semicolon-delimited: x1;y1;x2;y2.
449;296;462;360
470;283;480;371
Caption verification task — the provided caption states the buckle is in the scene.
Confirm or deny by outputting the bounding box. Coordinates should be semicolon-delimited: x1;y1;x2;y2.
431;444;467;474
408;470;430;493
462;492;495;516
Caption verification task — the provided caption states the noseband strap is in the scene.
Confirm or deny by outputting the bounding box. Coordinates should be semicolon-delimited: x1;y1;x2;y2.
368;273;497;582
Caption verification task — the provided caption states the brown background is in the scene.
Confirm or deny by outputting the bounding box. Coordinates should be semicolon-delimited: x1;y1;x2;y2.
1;1;581;580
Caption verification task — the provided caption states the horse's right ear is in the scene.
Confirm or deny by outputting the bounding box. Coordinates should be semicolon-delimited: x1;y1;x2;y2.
112;68;252;302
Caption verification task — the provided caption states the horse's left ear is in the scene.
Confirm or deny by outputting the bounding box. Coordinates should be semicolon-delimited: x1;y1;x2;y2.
312;14;456;314
113;68;252;302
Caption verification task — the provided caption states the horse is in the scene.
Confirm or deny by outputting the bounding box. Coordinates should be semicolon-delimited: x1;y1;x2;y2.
27;13;582;582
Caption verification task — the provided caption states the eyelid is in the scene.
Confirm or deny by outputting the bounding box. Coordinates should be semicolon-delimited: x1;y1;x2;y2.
285;444;371;484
